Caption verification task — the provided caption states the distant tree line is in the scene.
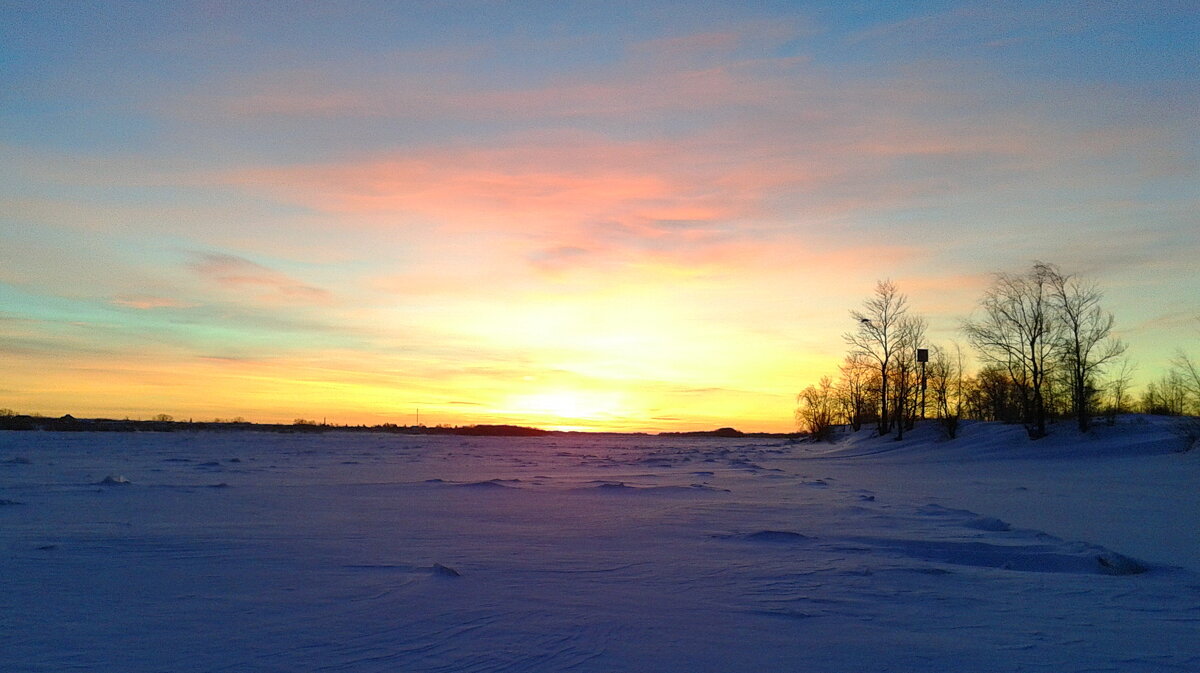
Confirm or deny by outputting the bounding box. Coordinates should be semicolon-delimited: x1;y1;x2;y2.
0;412;564;437
797;261;1200;441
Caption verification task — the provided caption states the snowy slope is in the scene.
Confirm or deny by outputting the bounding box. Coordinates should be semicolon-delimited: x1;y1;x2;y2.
1;418;1198;672
801;415;1200;573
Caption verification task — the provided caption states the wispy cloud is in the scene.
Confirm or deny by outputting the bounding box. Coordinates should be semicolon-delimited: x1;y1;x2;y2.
165;20;804;123
187;252;333;305
111;294;196;310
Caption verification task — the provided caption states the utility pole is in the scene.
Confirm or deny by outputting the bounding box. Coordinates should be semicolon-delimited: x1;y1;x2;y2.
917;348;928;420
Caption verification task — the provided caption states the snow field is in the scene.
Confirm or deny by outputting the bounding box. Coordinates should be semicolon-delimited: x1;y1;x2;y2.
2;418;1198;672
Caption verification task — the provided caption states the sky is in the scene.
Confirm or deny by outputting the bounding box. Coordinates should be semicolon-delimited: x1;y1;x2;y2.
1;1;1197;432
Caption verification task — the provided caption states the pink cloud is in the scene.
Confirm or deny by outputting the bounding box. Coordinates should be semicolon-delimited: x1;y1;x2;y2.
188;253;333;305
216;122;944;298
194;23;1192;312
527;245;594;274
111;295;196;310
223;137;761;242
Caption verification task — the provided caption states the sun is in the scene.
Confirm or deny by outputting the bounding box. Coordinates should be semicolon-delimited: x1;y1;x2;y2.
519;392;590;418
505;390;624;430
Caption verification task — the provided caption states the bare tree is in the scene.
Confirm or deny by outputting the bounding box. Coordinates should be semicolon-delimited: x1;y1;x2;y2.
928;343;967;439
964;365;1021;422
963;262;1062;438
1141;370;1189;415
1049;270;1126;432
1172;350;1200;415
796;376;839;441
837;353;876;432
1104;358;1136;424
845;280;908;436
890;315;927;440
1169;349;1200;450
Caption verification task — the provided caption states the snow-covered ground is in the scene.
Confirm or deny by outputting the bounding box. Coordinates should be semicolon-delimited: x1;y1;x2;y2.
2;416;1198;672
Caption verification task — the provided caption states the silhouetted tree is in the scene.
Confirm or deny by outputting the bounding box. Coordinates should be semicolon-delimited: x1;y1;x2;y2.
963;262;1062;438
837;353;876;432
1049;269;1126;432
1043;371;1072;420
1103;358;1136;423
1169;349;1200;449
964;365;1023;422
890;314;927;439
845;280;908;436
1172;350;1200;415
1141;370;1188;415
796;376;839;441
928;343;966;438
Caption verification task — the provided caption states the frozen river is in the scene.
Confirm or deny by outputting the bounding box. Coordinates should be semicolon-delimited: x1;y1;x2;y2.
2;422;1198;672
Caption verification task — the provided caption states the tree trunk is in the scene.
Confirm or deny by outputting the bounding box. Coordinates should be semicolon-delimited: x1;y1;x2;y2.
879;371;890;435
1076;372;1090;433
1031;387;1046;438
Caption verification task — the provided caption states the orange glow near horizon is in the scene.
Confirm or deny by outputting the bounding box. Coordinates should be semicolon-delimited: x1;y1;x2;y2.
498;390;630;432
0;327;832;432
